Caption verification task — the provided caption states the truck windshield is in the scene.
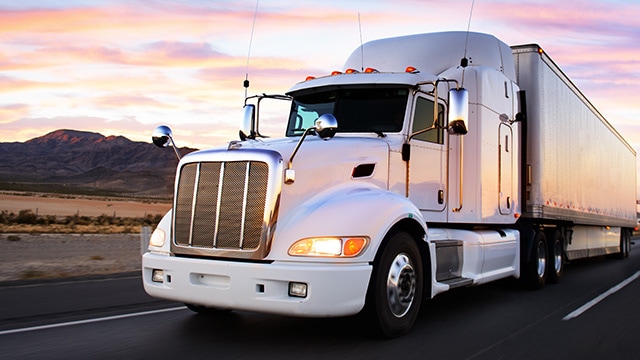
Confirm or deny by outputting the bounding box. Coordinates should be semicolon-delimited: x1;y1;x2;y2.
286;87;409;136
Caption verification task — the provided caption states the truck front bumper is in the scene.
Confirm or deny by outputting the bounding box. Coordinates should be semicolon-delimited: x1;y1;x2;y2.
142;252;372;317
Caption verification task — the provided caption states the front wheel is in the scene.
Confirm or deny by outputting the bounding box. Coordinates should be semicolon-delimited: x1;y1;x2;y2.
367;232;423;338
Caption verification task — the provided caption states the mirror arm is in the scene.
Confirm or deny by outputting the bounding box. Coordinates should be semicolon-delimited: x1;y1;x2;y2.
168;136;182;160
287;127;314;172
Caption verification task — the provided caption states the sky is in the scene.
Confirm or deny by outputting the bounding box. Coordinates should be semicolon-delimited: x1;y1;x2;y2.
1;0;639;154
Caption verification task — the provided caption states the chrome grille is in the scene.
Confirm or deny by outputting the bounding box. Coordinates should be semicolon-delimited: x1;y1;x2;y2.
174;161;268;251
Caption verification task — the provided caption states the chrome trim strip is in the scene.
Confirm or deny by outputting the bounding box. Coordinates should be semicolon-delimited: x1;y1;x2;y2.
188;163;201;246
213;162;225;247
239;162;251;248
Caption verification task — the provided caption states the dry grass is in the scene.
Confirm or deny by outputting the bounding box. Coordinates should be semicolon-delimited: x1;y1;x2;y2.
0;223;147;234
0;191;170;218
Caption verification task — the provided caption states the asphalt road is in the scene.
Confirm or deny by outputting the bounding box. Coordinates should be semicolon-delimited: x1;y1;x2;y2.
1;241;639;360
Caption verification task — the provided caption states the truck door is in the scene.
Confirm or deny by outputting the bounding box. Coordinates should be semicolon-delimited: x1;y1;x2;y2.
408;95;447;215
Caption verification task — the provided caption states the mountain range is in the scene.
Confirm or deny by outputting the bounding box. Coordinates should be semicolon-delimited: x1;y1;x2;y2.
0;129;197;198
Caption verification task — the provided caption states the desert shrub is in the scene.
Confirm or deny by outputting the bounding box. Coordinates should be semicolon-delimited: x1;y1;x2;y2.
2;208;163;233
96;214;115;226
0;210;9;224
144;214;163;225
16;209;37;224
35;215;57;225
20;270;46;279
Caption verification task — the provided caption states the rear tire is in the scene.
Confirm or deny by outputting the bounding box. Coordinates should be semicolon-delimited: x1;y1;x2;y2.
522;229;547;290
367;231;423;338
545;229;564;284
615;229;631;259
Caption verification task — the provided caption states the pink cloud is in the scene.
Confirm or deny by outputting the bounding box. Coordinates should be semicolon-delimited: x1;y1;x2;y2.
94;94;175;109
0;75;47;92
0;104;30;124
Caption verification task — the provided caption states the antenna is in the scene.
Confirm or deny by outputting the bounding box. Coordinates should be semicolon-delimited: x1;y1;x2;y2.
244;0;260;99
358;13;364;71
460;0;475;85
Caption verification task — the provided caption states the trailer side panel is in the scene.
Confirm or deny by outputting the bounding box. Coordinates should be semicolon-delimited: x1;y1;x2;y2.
513;45;636;228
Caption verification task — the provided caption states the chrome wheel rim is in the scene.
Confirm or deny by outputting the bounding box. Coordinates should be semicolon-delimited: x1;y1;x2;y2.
536;241;546;278
386;253;416;318
553;240;562;273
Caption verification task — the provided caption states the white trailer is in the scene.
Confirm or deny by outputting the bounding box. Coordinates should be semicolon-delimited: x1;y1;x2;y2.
143;32;636;337
513;45;636;262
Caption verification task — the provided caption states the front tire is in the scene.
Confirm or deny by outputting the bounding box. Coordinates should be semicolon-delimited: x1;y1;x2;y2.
185;304;231;315
367;232;423;338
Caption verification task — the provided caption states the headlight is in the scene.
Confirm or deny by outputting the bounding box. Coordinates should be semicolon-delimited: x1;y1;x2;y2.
149;228;166;248
288;237;368;257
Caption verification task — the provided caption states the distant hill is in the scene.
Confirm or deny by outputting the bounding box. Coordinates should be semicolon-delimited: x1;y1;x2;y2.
0;129;197;198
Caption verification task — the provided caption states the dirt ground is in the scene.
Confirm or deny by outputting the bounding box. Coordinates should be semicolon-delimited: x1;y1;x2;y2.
0;233;145;282
0;193;170;218
0;193;163;282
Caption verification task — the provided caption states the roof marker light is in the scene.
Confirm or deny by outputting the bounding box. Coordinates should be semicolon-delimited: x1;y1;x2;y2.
538;47;544;55
331;71;342;76
305;76;316;81
364;67;379;73
345;68;358;74
405;66;419;74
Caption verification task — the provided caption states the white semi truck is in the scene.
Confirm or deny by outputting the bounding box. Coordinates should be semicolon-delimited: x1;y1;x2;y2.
143;32;637;337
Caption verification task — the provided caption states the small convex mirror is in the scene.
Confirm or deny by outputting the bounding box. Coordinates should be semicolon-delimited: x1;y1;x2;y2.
151;125;181;160
315;113;338;140
152;125;173;148
448;88;469;135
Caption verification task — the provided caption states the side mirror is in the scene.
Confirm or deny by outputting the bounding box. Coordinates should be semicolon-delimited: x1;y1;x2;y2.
315;113;338;140
285;113;339;184
151;125;181;160
448;88;469;135
152;125;173;148
239;104;256;140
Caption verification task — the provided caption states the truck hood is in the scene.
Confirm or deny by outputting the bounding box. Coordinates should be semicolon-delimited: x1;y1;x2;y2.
180;135;394;215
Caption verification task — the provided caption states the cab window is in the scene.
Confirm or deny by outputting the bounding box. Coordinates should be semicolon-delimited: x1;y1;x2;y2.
412;96;445;144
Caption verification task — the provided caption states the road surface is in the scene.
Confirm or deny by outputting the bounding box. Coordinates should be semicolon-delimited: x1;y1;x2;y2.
1;242;639;359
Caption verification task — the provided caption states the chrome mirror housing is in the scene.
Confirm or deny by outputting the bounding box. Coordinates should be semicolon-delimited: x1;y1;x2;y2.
152;125;173;148
315;113;338;140
152;125;181;160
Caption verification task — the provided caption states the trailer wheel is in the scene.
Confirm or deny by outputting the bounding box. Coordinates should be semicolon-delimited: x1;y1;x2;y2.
545;229;564;284
522;230;547;290
367;231;423;338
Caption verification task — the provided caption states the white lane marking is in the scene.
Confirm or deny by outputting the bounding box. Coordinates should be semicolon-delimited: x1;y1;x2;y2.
563;271;640;321
0;275;140;289
0;306;186;336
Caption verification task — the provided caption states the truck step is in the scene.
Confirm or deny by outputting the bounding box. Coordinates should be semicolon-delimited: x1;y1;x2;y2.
440;277;473;289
